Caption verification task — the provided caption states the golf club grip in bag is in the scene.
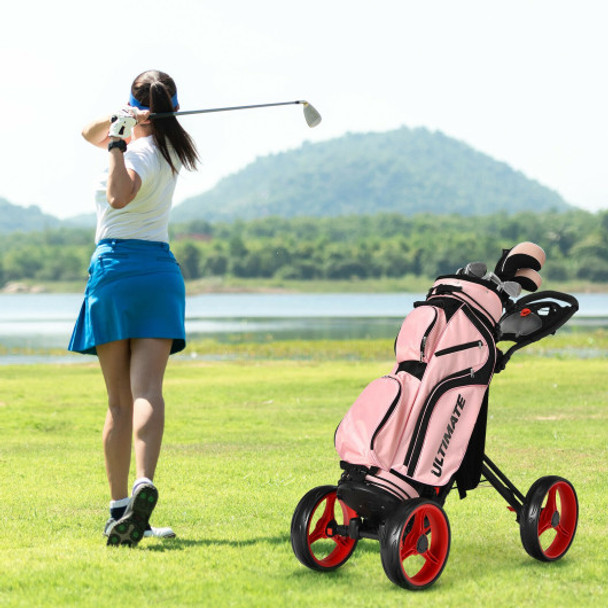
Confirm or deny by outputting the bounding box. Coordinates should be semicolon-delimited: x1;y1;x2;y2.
335;277;502;499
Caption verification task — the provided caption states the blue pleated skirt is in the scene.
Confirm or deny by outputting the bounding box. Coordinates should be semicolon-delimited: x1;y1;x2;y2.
68;239;186;355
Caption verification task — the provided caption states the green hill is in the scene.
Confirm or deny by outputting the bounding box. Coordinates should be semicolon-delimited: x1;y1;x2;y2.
172;126;572;222
0;198;62;233
0;126;573;235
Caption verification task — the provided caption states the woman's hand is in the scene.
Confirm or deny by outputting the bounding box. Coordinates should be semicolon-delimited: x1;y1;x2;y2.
82;106;151;148
109;109;137;139
128;106;151;125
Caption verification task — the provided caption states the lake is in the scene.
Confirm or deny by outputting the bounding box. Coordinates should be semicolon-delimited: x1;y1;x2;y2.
0;291;606;364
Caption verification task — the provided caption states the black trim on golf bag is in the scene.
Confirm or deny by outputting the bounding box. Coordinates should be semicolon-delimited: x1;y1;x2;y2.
453;389;489;498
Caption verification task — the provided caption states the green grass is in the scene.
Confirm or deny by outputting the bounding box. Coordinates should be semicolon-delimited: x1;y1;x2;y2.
0;350;606;607
182;328;608;361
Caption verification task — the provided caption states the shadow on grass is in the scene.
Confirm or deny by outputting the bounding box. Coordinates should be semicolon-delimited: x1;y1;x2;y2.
143;535;383;555
143;534;291;552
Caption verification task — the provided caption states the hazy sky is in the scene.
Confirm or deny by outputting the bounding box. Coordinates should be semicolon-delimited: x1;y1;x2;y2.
2;0;607;218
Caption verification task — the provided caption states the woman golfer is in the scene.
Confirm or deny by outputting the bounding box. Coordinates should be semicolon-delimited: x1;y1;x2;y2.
69;70;198;546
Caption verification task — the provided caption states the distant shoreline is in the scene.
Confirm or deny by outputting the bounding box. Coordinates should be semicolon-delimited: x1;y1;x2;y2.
2;276;608;295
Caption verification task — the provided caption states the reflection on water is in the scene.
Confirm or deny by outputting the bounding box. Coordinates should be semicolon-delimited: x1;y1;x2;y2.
187;317;403;342
0;291;606;364
0;317;404;362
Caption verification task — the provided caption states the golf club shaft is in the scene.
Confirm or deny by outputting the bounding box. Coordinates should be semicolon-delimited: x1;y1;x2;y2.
150;100;308;119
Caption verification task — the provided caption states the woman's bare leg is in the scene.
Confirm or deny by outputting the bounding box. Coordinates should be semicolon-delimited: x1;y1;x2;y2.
97;340;133;501
129;338;172;481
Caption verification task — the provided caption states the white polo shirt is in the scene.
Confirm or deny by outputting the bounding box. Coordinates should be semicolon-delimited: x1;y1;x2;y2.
94;135;181;243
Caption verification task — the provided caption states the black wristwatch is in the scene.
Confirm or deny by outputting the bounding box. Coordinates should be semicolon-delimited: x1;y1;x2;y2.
108;139;127;153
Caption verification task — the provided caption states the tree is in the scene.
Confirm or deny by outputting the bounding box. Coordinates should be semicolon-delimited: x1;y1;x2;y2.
173;242;201;280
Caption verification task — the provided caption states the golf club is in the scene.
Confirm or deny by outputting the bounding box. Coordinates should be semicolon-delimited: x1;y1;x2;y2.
150;100;322;128
482;271;523;298
456;261;487;278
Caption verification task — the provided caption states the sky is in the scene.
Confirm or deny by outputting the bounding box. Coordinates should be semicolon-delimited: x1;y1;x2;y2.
1;0;607;219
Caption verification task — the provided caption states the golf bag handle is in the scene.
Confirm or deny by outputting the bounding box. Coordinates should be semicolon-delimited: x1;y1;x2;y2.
495;290;579;372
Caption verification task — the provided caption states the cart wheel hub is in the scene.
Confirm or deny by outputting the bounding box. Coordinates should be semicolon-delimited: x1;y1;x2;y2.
416;534;429;554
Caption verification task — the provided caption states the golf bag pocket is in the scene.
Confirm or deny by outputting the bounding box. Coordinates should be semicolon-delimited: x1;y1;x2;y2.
400;383;490;486
395;305;446;364
335;372;420;472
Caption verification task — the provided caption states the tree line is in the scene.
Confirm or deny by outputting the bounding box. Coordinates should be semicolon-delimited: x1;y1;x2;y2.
1;209;607;286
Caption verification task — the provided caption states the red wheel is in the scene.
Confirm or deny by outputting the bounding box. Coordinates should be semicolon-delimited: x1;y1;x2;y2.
380;499;450;590
520;476;578;561
291;485;359;571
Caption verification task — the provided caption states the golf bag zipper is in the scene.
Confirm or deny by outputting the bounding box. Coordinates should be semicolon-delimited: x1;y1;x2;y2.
370;376;403;450
435;340;483;357
420;307;438;362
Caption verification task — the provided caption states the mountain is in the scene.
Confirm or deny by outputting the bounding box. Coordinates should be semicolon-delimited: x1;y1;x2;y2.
172;126;572;223
1;127;574;234
0;198;62;233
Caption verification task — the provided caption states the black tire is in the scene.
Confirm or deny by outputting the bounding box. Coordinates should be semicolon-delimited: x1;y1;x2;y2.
290;485;359;572
520;476;578;561
380;499;450;590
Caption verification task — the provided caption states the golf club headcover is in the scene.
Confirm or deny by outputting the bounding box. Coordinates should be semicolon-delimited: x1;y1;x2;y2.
109;108;137;140
494;241;546;280
512;267;542;292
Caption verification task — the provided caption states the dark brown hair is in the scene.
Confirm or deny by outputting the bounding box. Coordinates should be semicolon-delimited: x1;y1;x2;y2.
131;70;199;174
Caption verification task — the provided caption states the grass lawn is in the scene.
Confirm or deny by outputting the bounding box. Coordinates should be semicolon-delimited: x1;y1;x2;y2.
0;349;606;607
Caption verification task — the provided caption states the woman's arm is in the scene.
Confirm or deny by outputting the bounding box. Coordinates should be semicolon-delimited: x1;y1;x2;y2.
106;141;142;209
84;108;149;207
82;116;113;148
82;108;149;148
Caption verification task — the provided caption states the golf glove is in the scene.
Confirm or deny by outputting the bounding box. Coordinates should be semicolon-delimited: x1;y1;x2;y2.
108;108;137;139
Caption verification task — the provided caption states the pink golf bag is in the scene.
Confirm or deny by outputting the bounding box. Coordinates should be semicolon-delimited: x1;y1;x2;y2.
291;242;580;591
335;276;502;500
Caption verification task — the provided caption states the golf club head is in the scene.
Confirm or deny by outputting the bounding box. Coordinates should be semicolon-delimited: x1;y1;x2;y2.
482;271;502;288
482;271;523;299
464;262;487;278
502;281;523;298
303;102;322;128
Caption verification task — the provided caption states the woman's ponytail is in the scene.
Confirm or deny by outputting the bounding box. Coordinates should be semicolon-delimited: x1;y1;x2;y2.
131;70;199;174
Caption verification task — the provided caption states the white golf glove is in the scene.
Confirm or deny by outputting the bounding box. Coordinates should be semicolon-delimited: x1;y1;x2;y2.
108;108;137;139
